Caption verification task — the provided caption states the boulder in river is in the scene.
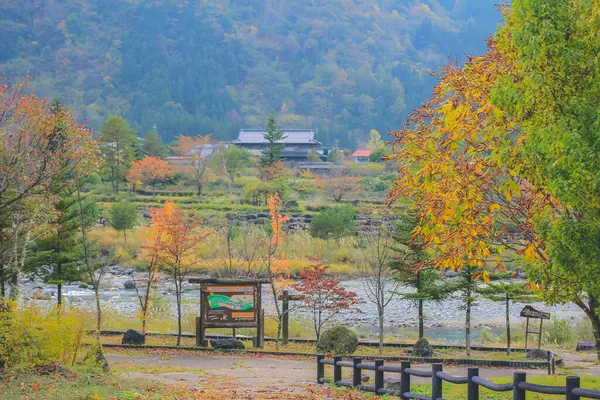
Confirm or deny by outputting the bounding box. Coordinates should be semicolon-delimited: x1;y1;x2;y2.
123;280;136;290
210;338;245;350
122;329;145;345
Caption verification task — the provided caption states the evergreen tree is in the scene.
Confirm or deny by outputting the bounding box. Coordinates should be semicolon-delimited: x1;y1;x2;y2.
26;190;99;306
108;200;138;242
100;116;137;194
142;129;167;158
390;213;451;339
477;282;536;355
258;114;286;168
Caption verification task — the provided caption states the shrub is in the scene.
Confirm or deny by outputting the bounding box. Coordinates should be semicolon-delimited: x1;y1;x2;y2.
311;205;357;242
542;316;574;347
0;301;88;369
317;325;358;355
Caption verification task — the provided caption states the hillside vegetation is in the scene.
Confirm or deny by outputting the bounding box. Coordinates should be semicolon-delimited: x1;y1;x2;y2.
0;0;500;145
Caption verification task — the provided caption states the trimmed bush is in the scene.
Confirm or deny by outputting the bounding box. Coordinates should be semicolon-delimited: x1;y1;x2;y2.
317;325;358;355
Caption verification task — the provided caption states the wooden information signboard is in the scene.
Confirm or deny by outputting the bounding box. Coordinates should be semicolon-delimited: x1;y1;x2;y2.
520;305;550;350
203;284;258;327
190;278;265;348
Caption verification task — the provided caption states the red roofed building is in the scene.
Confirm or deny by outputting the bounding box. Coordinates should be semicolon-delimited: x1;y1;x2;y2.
351;149;372;164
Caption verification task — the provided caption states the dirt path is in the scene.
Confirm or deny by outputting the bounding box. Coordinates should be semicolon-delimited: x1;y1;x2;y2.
106;352;588;397
107;353;317;397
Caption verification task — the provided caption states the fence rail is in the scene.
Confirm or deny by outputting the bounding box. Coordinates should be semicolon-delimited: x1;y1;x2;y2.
317;355;600;399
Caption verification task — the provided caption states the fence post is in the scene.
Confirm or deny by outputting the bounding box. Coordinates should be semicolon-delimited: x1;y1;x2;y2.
317;355;324;383
467;368;479;400
432;363;443;400
333;356;342;384
353;357;362;387
374;359;384;395
282;290;289;345
566;376;581;400
547;350;551;375
513;372;526;400
400;361;411;399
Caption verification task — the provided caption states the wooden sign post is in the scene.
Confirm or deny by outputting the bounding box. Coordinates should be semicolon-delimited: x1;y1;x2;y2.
189;278;265;348
520;305;550;350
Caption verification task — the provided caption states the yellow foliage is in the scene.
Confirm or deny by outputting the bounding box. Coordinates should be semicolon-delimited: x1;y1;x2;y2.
0;301;89;369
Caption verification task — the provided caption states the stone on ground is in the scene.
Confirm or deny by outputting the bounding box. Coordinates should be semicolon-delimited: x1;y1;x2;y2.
210;338;245;350
122;329;145;345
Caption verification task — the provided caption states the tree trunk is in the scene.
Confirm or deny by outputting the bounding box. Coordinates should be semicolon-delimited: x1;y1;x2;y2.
95;286;102;342
418;299;424;339
590;312;600;362
142;310;147;334
465;283;471;357
196;183;202;196
57;262;62;307
506;294;511;356
378;310;384;355
176;282;182;347
9;271;18;300
417;271;424;339
0;263;4;298
576;295;600;361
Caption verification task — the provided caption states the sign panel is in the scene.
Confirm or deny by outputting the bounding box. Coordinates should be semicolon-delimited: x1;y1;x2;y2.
202;285;258;327
520;305;550;320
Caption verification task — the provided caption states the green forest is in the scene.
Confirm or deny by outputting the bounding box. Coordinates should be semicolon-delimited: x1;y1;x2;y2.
0;0;500;146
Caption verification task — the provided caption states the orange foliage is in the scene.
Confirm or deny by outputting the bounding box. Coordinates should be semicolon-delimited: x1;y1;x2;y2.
0;77;100;212
126;156;171;191
259;161;289;181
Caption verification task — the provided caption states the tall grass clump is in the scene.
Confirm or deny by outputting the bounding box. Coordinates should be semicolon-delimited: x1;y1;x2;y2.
0;300;89;369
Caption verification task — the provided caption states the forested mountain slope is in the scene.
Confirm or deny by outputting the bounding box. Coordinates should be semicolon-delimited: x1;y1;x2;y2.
0;0;501;146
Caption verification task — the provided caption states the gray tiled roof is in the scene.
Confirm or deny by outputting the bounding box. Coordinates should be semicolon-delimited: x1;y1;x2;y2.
233;129;320;144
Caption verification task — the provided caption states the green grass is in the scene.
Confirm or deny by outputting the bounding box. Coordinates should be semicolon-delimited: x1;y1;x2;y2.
409;375;600;400
0;366;175;400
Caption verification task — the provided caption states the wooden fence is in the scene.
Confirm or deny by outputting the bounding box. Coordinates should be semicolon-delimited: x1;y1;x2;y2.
317;355;600;399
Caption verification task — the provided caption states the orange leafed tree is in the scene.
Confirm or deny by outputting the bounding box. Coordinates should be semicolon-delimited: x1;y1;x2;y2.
126;156;171;193
171;134;213;195
263;193;291;347
258;161;289;181
153;201;208;345
135;210;165;333
0;79;100;296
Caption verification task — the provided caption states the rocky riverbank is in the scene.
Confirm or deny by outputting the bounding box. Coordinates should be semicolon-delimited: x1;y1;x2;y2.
16;264;584;342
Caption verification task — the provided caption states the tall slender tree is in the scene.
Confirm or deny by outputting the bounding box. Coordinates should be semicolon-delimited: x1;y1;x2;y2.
100;116;136;194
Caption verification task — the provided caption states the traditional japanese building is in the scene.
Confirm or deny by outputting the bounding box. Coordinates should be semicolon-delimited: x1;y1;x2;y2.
232;128;321;168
